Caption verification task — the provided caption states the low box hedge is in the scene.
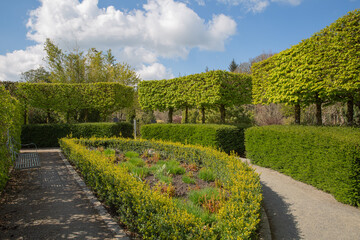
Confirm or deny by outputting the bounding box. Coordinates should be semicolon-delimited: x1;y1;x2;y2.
141;124;249;156
245;125;360;206
60;137;262;239
21;122;133;147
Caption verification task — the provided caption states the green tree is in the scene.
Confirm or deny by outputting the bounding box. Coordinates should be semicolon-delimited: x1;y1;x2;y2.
252;10;360;126
228;59;238;72
21;67;51;83
42;39;140;85
139;70;252;124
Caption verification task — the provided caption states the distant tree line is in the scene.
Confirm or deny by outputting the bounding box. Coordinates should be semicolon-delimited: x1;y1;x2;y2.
22;39;140;85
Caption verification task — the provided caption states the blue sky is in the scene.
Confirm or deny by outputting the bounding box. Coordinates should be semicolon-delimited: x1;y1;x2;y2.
0;0;359;81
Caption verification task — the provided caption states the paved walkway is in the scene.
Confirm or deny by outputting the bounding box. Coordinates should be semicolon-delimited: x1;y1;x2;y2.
0;149;128;240
242;158;360;240
1;150;359;240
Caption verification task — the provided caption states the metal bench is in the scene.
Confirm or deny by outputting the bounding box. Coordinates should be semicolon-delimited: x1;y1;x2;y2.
6;130;41;170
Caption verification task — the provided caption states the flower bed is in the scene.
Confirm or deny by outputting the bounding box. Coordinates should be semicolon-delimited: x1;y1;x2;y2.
60;137;262;239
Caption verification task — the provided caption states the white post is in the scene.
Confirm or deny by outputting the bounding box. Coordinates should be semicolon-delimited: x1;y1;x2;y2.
134;118;137;139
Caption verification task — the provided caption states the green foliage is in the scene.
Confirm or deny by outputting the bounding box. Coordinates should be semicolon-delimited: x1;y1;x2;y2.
120;160;150;179
198;167;216;182
228;59;238;72
164;159;186;175
141;123;249;156
103;148;115;157
21;66;51;83
16;82;134;120
128;157;146;167
43;39;140;85
0;86;22;191
174;199;216;225
189;187;222;206
21;122;133;147
252;10;360;124
138;70;252;111
125;151;139;158
182;174;196;184
60;137;262;239
245;125;360;206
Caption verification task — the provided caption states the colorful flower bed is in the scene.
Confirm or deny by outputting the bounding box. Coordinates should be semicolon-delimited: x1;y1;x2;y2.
60;137;262;239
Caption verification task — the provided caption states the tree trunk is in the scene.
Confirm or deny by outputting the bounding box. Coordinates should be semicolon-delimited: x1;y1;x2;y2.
184;106;189;124
220;105;226;124
294;104;301;125
356;100;360;125
346;97;354;126
315;95;322;126
66;111;70;123
168;107;173;123
201;106;205;124
84;109;88;123
47;110;51;124
24;103;28;125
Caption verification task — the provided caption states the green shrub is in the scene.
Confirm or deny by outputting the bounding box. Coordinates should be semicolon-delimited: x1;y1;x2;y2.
188;187;222;206
165;159;186;175
131;166;150;179
125;151;139;158
141;124;249;156
60;137;262;239
245;125;360;206
128;157;145;167
182;174;196;184
198;167;216;182
103;148;115;157
0;86;22;191
174;199;216;225
21;122;133;147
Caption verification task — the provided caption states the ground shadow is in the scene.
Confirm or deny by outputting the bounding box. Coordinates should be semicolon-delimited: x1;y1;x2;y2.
261;182;301;240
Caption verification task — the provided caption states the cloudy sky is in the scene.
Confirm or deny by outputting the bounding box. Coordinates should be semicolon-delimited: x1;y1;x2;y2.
0;0;358;81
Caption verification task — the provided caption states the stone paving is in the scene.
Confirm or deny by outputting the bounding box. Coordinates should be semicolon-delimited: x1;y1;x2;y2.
0;150;128;240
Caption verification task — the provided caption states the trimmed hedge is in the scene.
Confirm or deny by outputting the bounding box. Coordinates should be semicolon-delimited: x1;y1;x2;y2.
0;86;22;191
245;125;360;206
60;137;262;239
16;82;134;118
138;70;252;111
21;122;133;147
141;124;249;156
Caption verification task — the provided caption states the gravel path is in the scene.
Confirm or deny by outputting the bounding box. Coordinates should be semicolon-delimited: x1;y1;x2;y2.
0;150;128;240
242;158;360;240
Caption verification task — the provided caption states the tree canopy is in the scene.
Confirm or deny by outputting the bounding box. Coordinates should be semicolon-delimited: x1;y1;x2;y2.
252;9;360;125
138;70;252;123
24;39;141;85
16;82;134;122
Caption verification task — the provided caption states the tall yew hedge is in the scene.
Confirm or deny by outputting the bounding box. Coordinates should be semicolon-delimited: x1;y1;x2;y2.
138;70;252;123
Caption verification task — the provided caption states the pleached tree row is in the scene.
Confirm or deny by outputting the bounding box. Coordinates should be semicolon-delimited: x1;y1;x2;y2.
16;82;134;123
138;70;252;123
252;9;360;125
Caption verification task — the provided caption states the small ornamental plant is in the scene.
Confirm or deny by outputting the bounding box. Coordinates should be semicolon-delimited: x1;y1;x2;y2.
60;137;262;239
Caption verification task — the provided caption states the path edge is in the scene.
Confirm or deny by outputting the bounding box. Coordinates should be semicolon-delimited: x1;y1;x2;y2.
239;157;272;240
58;150;130;240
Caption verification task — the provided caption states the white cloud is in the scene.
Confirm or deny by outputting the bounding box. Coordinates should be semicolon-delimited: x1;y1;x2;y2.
195;0;206;6
1;0;236;81
0;44;45;81
137;63;174;80
218;0;301;13
218;0;269;13
271;0;302;6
